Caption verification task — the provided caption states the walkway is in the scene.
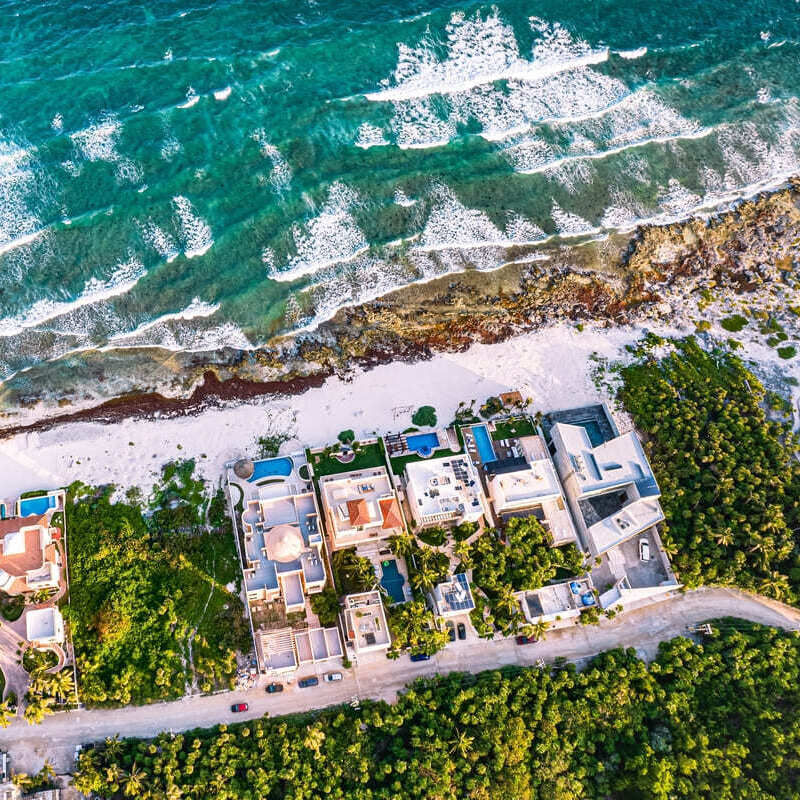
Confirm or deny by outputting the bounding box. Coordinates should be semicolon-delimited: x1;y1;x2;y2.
2;587;799;776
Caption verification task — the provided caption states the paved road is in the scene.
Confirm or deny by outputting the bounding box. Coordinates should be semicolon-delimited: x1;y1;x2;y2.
3;587;799;776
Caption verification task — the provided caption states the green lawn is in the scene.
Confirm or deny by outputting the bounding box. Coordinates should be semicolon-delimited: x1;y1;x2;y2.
490;416;536;440
389;448;459;475
310;442;387;477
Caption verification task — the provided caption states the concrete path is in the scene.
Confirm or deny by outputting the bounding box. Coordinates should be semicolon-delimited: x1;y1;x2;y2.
2;586;799;776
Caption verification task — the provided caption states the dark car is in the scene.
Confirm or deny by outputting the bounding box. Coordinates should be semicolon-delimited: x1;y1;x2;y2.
298;676;319;688
231;703;248;712
410;652;431;662
457;622;466;640
446;621;456;642
266;683;284;694
515;635;538;645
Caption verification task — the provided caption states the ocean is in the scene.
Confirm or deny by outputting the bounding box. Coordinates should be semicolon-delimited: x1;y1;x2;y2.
1;0;799;405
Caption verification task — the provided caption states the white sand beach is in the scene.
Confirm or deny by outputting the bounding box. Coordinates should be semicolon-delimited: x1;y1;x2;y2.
1;316;797;498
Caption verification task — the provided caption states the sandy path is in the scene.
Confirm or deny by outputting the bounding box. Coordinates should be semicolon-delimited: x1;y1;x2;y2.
3;586;798;777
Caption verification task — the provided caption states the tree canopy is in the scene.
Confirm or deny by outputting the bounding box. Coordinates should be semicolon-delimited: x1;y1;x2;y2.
619;337;800;601
74;621;800;800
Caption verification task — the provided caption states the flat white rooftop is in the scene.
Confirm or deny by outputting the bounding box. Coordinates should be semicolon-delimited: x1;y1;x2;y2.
553;423;660;498
405;455;485;522
588;497;666;555
26;606;64;643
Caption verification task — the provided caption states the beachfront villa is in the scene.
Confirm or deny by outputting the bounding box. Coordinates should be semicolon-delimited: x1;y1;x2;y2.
341;591;391;656
319;467;405;551
240;479;326;612
403;455;487;527
546;405;680;610
25;606;66;647
486;433;578;545
429;573;476;618
0;491;64;596
516;577;595;626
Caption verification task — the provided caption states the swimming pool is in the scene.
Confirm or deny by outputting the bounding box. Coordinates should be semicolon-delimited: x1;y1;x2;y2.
380;559;406;604
576;420;605;447
18;494;56;517
405;432;439;458
249;457;294;482
472;425;496;463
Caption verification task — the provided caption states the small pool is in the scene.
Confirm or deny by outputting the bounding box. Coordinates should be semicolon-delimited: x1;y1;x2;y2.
249;457;294;482
380;559;406;604
472;425;497;463
576;420;605;447
18;494;56;517
406;432;439;458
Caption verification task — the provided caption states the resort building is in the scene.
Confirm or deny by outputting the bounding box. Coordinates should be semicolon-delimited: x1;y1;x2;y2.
485;433;578;545
429;573;475;618
0;491;64;597
516;577;595;626
319;467;405;551
404;455;487;528
240;479;326;612
341;591;391;656
546;405;680;610
25;606;65;647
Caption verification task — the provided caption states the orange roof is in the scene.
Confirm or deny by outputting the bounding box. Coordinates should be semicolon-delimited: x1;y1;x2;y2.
347;499;372;528
379;497;403;530
0;528;44;576
0;514;46;537
500;391;524;406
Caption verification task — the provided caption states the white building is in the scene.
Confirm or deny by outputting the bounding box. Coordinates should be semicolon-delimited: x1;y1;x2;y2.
319;467;405;551
516;577;594;625
25;606;65;646
487;434;577;544
404;455;487;527
341;591;391;655
429;573;475;618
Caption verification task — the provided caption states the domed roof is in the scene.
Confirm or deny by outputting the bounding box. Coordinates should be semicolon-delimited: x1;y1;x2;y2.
234;459;255;480
264;524;304;563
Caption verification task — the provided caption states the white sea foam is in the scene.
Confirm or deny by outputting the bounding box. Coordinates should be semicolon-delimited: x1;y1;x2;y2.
366;11;608;102
71;113;142;183
394;189;417;207
504;213;546;242
252;131;292;192
550;201;594;235
172;196;213;258
390;98;457;149
109;297;220;342
355;122;389;148
261;247;275;271
418;183;504;250
138;220;180;263
50;114;63;132
616;47;647;59
0;138;47;261
177;88;200;109
0;256;146;337
214;86;232;101
270;183;368;282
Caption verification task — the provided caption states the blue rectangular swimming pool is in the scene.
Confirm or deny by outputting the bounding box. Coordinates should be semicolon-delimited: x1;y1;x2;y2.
472;425;496;463
18;494;56;517
380;559;406;604
405;432;439;457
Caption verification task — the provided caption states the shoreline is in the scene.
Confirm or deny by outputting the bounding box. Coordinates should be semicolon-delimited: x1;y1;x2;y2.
1;176;798;437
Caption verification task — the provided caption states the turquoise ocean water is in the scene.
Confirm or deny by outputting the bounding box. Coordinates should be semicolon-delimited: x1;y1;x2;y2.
1;0;799;398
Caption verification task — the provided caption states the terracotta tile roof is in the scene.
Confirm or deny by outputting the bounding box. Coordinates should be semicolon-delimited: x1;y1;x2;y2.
0;528;44;575
379;497;403;530
347;499;371;528
0;514;46;537
500;390;524;406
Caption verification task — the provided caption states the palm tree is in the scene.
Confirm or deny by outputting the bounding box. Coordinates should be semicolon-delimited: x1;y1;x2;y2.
0;699;15;728
449;729;475;758
105;763;124;788
49;669;75;701
411;565;437;592
532;620;551;641
389;532;415;559
122;764;146;797
105;734;123;758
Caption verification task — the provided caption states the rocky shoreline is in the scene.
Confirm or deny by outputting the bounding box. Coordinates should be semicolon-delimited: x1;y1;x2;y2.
2;177;799;437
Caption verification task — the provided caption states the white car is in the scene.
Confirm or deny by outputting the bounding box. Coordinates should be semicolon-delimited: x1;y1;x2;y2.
325;672;343;682
639;538;650;562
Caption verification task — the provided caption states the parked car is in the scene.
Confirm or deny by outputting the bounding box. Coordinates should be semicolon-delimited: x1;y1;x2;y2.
298;676;319;688
639;538;651;562
231;703;248;712
266;683;284;693
325;672;343;682
410;652;431;662
516;635;538;645
446;621;456;642
74;745;83;765
457;622;466;640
